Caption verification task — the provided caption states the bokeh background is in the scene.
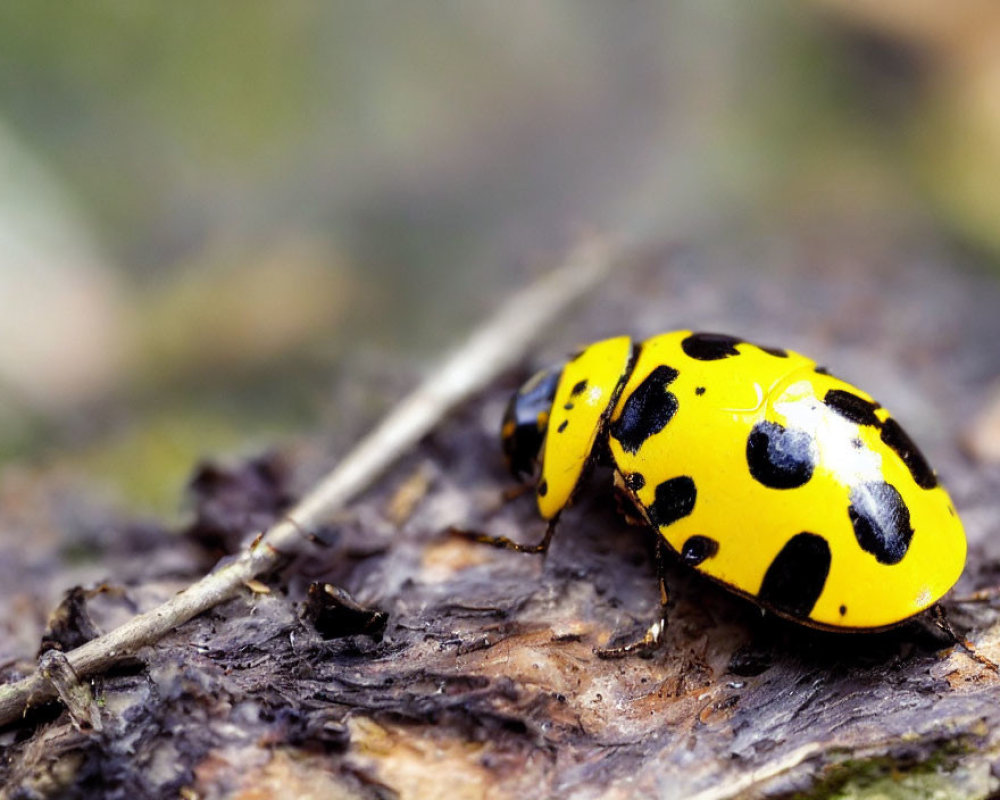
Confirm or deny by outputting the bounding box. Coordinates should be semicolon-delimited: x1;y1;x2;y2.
2;1;1000;516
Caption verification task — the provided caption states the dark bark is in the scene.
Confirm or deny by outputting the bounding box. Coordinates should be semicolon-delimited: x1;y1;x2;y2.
2;243;1000;799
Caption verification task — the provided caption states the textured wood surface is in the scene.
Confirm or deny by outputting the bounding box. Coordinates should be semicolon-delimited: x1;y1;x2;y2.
2;240;1000;799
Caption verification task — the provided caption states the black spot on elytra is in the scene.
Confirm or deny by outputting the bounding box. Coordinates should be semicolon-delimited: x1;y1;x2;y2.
624;472;645;491
557;420;568;433
848;481;914;565
563;402;575;411
839;604;847;616
610;365;680;455
880;418;938;489
746;421;817;489
759;345;789;358
681;332;742;361
648;476;696;528
570;379;588;396
814;366;830;376
681;535;718;566
757;532;831;619
695;386;706;396
824;389;882;427
538;480;548;497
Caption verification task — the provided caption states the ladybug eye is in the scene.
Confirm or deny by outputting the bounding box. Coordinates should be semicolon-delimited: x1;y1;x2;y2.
501;365;562;480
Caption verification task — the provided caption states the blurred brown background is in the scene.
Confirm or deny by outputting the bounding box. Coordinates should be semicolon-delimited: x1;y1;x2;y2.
1;2;999;514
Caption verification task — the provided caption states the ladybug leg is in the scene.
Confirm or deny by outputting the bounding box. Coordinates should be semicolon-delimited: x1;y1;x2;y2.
654;537;670;608
595;539;671;660
448;515;559;554
928;604;999;673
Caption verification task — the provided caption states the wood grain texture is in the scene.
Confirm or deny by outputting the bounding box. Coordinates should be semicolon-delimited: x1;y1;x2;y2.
2;241;1000;799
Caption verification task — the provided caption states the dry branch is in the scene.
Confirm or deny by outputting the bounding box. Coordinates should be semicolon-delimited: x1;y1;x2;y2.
0;238;619;727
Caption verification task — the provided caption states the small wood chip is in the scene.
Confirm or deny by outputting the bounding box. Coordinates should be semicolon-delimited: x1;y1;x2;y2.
385;462;434;525
962;383;1000;464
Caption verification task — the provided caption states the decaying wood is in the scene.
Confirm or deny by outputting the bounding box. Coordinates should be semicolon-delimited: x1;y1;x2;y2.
0;238;617;731
2;239;1000;799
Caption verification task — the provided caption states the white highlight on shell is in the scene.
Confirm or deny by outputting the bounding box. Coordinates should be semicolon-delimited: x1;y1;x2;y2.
773;378;883;487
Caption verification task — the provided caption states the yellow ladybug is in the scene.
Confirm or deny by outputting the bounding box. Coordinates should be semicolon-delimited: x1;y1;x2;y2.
496;331;966;636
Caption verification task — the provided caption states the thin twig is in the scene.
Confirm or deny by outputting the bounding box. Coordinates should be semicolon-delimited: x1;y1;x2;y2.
0;238;619;727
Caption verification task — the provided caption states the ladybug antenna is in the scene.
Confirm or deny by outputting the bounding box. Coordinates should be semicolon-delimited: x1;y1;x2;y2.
929;604;999;674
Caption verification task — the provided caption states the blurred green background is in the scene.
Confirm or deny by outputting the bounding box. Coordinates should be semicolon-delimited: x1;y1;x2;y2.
2;1;999;514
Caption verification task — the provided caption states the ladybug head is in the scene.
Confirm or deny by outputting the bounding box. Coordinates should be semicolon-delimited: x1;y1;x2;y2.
501;364;563;481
